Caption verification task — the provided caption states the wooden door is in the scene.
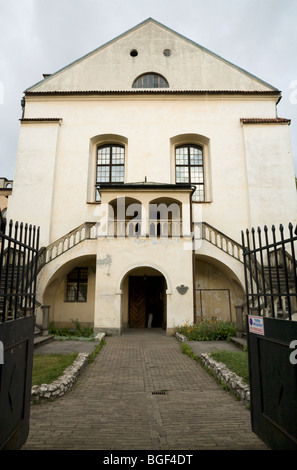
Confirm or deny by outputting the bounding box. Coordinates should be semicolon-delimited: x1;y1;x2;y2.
129;277;146;328
129;276;165;328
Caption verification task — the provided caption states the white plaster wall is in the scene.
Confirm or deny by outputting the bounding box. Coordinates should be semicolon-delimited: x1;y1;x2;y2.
93;237;194;334
242;123;297;231
15;94;283;246
7;121;60;246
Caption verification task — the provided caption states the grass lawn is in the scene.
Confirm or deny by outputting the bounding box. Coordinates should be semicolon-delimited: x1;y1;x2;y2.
31;339;105;387
209;350;250;384
180;342;250;385
32;353;78;386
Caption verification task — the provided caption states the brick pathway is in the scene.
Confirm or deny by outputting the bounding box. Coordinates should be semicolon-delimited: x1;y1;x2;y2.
22;332;269;450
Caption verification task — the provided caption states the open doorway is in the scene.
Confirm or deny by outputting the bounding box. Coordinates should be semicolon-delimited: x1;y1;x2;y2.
128;271;166;329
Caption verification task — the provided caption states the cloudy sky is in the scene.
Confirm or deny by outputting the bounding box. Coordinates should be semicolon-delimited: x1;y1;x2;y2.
1;0;297;180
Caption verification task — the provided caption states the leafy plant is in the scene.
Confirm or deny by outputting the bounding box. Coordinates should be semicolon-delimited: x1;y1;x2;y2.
49;320;94;339
88;339;106;363
70;319;94;338
176;317;236;341
180;342;199;361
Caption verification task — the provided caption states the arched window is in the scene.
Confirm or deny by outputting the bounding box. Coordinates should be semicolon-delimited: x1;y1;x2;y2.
132;73;169;89
96;144;125;185
175;145;204;202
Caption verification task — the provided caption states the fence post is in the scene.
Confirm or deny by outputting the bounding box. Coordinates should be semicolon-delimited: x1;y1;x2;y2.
235;305;244;338
40;305;50;336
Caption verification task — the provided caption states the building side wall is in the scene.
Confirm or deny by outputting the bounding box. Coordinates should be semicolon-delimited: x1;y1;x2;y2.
7;122;60;246
243;123;297;230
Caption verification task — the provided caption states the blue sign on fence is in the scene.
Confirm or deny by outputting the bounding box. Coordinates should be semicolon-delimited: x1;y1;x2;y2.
248;315;265;336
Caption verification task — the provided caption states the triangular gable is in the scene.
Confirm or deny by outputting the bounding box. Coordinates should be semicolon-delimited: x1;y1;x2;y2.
26;18;278;93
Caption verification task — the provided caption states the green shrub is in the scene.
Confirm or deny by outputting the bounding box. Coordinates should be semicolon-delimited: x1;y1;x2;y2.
176;317;236;341
49;320;94;339
71;319;94;338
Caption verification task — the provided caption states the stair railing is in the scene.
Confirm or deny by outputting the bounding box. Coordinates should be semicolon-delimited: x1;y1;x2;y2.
45;222;97;263
194;222;243;262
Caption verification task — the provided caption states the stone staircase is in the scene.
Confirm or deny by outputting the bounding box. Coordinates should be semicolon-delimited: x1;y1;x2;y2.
34;326;54;349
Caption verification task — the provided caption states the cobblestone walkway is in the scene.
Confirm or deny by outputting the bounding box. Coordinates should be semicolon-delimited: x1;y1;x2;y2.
22;332;269;450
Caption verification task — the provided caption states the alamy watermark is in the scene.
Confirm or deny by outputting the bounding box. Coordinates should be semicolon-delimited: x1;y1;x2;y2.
93;199;203;250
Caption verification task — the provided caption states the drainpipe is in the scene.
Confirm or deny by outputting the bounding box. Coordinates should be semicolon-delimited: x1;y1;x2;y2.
190;186;196;324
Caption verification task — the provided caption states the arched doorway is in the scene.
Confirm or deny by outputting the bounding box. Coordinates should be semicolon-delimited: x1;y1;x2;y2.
195;254;245;322
123;267;167;330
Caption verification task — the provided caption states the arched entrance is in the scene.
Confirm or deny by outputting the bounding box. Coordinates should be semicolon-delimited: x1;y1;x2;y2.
195;254;245;322
122;267;167;330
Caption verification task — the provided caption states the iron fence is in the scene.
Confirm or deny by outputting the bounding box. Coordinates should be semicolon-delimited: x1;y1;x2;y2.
0;219;40;322
242;223;297;320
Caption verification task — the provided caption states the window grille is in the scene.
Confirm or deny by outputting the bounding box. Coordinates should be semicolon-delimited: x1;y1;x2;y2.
65;267;88;302
175;145;204;202
132;73;169;88
96;144;125;200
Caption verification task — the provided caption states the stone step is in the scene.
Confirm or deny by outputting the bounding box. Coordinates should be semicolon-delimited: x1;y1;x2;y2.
230;336;247;350
34;334;54;349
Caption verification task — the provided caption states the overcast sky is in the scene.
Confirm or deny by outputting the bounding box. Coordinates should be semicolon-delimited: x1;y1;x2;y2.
0;0;297;180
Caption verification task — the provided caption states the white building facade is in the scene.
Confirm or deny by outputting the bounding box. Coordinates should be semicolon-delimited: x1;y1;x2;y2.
7;19;297;335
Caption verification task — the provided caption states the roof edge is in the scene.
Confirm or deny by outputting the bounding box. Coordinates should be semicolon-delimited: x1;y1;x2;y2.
240;117;291;125
148;18;279;92
25;18;279;93
24;89;281;97
98;182;194;191
25;18;155;92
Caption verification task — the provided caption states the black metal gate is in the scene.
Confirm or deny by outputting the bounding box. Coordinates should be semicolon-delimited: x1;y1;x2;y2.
0;219;39;450
242;223;297;450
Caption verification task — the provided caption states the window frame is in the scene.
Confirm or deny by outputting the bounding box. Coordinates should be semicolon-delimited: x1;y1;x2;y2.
132;73;169;89
65;267;88;303
96;144;125;185
175;144;205;202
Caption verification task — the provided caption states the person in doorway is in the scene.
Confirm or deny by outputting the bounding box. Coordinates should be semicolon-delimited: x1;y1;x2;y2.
147;297;154;328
